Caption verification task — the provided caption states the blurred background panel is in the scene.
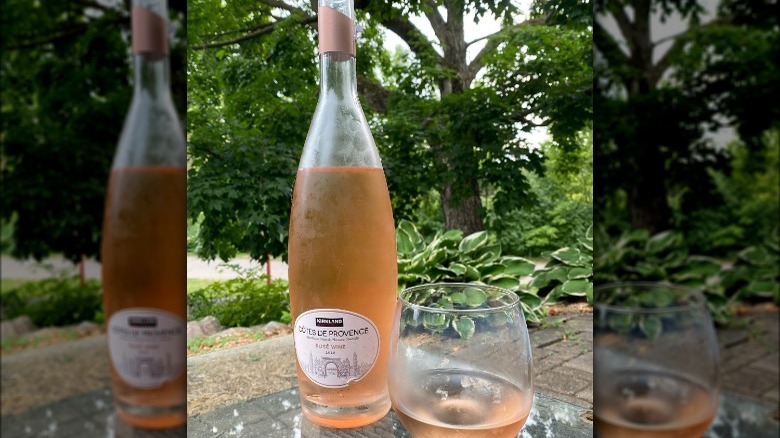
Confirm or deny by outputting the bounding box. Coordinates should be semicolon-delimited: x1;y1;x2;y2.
1;1;186;435
593;0;779;429
593;0;779;310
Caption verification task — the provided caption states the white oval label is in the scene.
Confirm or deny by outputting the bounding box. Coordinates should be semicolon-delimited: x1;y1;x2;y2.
294;309;380;388
107;308;185;389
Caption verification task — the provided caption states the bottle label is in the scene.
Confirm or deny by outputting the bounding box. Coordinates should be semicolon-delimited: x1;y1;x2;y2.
294;309;380;388
107;308;185;389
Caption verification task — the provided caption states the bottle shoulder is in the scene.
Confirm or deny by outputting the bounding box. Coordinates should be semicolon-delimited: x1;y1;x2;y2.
113;95;186;168
299;94;382;169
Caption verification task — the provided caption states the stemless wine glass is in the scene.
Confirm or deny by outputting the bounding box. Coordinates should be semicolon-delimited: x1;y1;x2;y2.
594;282;720;438
388;283;533;438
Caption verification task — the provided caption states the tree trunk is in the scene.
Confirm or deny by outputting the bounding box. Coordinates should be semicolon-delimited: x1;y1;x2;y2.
440;178;484;236
433;0;485;235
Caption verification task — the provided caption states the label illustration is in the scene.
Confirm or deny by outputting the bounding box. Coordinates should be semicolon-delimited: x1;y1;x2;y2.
108;308;185;389
294;309;380;388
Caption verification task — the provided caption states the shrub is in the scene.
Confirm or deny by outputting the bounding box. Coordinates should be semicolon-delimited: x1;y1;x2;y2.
530;225;594;305
1;276;103;326
594;227;779;324
187;264;291;327
396;220;593;324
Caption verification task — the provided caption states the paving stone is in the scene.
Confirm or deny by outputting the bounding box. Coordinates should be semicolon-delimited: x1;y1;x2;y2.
722;365;778;399
761;387;780;403
565;352;593;374
541;341;583;362
721;341;772;365
717;329;751;348
563;316;593;333
534;355;567;374
531;328;565;348
751;353;780;373
575;382;593;405
535;366;590;397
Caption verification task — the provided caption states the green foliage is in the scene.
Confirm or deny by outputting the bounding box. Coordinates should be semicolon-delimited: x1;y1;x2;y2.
187;265;291;327
186;0;592;258
489;129;593;256
401;284;519;340
594;228;779;325
1;1;186;263
693;131;780;252
530;226;594;305
1;276;103;326
396;220;593;324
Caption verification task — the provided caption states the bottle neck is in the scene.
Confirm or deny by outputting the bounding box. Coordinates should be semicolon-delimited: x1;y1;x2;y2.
319;52;357;101
133;55;170;100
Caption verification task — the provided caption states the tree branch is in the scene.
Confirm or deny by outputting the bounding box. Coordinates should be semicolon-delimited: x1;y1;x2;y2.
594;19;629;67
651;17;731;87
257;0;306;14
465;18;542;85
423;0;448;43
357;75;391;114
609;1;635;49
191;15;316;50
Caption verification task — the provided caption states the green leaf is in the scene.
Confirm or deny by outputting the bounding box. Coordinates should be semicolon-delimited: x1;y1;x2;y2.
639;316;663;339
567;266;592;279
585;283;593;305
464;265;481;281
550;247;583;266
517;291;542;308
561;279;590;295
502;257;536;276
448;263;467;276
459;231;489;253
645;231;678;255
464;287;488;307
474;244;501;263
489;276;520;290
449;292;467;306
452;317;476;339
478;263;506;277
397;229;414;255
423;312;448;332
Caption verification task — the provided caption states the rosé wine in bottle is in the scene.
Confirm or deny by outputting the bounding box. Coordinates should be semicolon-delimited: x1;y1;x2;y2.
101;0;186;429
288;0;397;428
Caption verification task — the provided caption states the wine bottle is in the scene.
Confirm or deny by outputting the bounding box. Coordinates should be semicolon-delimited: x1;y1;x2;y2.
288;0;398;428
101;0;186;429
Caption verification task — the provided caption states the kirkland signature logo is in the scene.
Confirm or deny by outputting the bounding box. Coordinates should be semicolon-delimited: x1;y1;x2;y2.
315;318;344;327
128;316;158;327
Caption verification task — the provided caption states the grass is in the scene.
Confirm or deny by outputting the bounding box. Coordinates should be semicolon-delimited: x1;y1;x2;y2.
0;278;33;293
1;328;82;354
187;330;267;356
187;278;219;295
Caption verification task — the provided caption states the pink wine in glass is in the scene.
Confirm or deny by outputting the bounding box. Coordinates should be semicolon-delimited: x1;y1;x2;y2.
392;369;532;438
594;370;718;438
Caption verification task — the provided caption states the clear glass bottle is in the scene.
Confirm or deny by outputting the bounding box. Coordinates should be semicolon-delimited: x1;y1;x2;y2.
288;0;398;428
101;0;186;429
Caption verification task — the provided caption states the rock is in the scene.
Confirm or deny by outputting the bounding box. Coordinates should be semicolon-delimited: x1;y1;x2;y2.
75;321;100;337
218;327;251;338
198;316;223;336
262;321;291;336
12;316;36;336
1;320;17;339
187;321;204;338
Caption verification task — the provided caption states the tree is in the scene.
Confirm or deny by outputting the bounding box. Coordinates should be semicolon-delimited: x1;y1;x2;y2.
594;0;780;235
187;0;592;261
1;0;186;263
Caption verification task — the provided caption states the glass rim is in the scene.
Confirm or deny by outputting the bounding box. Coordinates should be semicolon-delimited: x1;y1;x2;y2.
398;282;520;314
594;281;707;314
